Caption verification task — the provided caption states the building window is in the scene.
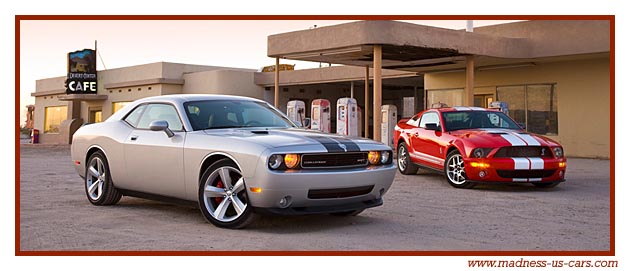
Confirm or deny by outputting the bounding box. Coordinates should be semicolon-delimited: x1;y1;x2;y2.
44;106;67;133
427;88;464;108
112;101;132;113
497;84;558;135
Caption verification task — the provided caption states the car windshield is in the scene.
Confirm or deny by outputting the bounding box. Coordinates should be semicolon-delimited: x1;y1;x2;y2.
184;100;295;130
442;111;522;132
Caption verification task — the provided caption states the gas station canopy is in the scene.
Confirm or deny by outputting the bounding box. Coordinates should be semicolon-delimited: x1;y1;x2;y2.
268;20;609;73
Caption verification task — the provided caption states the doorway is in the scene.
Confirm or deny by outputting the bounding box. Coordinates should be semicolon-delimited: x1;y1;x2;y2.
474;94;494;108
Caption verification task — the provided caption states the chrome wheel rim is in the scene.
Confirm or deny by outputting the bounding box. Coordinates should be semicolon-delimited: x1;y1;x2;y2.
86;157;105;201
398;146;408;171
202;166;247;223
446;154;467;185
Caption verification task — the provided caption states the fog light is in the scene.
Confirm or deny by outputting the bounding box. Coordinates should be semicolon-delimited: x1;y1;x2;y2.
278;196;292;208
479;170;486;178
559;162;566;168
470;162;489;169
559;170;564;177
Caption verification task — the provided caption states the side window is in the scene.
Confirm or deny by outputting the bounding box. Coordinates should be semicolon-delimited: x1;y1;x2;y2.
419;112;441;128
135;104;184;131
123;104;147;127
406;114;421;127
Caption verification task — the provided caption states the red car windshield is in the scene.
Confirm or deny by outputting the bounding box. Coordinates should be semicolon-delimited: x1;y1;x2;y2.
441;111;522;132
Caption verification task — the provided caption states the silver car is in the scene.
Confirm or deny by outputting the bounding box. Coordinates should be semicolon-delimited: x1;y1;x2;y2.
71;94;396;228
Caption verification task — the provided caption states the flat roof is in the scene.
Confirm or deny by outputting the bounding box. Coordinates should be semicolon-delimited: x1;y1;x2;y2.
268;20;610;73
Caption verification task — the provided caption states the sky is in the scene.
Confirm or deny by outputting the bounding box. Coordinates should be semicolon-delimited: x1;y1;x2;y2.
18;19;520;125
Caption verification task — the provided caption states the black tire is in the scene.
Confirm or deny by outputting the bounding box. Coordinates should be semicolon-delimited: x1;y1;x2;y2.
330;209;364;217
85;151;122;205
198;158;256;229
444;150;475;189
397;142;418;175
532;182;560;188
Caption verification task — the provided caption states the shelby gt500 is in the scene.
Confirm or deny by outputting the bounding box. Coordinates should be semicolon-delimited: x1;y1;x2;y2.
71;94;395;229
393;106;566;188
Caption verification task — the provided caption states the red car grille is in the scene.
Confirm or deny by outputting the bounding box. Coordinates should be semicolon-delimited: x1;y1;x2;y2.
301;153;368;169
496;169;556;178
494;146;553;158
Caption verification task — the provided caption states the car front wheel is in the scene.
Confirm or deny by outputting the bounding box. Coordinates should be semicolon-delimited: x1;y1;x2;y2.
397;142;418;175
444;150;475;189
85;151;122;205
198;158;256;229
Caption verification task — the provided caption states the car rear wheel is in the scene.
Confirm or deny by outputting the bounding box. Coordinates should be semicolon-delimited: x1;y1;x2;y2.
397;142;418;175
445;150;475;189
85;151;122;205
198;158;256;229
532;182;560;188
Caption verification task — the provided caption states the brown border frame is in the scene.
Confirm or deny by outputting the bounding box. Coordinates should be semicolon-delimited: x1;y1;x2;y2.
15;15;615;256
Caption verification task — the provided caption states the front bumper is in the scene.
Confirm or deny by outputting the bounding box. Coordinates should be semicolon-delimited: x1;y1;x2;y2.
463;157;567;183
244;163;396;210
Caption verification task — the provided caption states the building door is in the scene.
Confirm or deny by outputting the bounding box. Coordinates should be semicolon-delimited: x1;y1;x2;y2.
89;107;102;123
474;94;494;108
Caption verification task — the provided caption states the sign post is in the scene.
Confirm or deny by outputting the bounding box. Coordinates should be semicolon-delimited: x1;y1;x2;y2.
65;49;97;94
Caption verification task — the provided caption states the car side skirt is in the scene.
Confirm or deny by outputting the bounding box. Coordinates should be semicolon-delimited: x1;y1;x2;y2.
118;189;198;208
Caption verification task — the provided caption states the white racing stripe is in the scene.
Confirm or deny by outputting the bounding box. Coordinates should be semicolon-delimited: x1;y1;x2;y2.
512;158;530;170
528;158;544;170
514;133;541;146
513;178;528;182
501;134;527;146
529;178;542;182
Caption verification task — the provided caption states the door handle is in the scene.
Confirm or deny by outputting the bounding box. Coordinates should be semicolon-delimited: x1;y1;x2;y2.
130;135;138;141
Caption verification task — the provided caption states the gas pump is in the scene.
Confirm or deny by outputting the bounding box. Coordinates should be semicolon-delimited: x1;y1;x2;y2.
287;100;306;127
357;107;363;137
380;105;397;147
336;97;358;136
311;99;331;133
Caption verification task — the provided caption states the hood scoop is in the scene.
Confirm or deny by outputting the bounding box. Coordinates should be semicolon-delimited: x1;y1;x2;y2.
250;130;269;135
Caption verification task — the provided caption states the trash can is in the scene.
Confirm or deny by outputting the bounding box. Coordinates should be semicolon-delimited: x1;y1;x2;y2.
31;129;39;144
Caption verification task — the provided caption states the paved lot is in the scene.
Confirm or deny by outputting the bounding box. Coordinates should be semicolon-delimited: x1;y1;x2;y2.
19;144;610;251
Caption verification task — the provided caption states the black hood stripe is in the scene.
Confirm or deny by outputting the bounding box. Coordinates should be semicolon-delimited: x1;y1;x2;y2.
305;135;361;153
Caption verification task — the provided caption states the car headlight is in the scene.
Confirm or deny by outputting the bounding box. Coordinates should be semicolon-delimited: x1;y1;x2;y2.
284;154;300;169
368;151;380;165
553;147;564;158
380;151;391;164
268;154;283;169
472;148;493;158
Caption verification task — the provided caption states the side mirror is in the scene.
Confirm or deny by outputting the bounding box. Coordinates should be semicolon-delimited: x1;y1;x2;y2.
425;123;441;132
149;120;175;138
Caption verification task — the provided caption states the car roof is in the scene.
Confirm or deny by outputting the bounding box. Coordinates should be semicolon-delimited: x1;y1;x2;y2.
431;106;490;113
134;94;262;104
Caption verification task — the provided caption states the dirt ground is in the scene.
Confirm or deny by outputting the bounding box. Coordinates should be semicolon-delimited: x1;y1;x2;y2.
19;144;610;251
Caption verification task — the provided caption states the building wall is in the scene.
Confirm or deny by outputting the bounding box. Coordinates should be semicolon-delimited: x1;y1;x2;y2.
33;95;67;144
424;56;610;158
182;70;264;100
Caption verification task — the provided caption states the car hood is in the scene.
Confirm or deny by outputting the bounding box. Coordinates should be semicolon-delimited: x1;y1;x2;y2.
448;128;561;147
202;128;386;150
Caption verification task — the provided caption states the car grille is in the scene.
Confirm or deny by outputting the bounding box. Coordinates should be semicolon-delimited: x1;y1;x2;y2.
301;152;368;169
496;169;556;178
493;146;553;158
308;185;374;199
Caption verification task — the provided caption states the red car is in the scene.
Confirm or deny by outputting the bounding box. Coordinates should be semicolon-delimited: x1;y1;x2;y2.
393;106;567;188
